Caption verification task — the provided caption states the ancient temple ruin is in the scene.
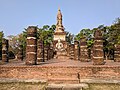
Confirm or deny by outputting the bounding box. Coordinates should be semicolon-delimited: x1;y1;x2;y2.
53;8;68;60
0;8;120;88
1;8;119;65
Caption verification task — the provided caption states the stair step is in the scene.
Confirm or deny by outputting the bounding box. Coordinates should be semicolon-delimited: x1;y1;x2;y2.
48;72;79;79
46;84;89;90
48;78;80;84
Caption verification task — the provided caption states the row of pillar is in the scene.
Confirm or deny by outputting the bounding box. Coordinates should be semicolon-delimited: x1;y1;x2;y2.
68;29;120;65
37;40;54;63
69;39;89;62
1;26;120;65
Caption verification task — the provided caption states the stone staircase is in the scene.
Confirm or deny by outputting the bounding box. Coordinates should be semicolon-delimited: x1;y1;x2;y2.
45;84;89;90
47;72;80;84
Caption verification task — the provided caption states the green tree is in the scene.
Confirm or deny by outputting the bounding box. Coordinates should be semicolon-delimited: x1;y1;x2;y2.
97;18;120;60
0;31;4;43
66;31;74;44
7;35;20;55
7;29;27;58
17;29;27;57
110;18;120;44
0;31;4;59
75;28;94;48
37;25;56;45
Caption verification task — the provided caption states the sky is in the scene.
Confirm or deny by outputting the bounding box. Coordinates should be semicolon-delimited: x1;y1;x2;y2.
0;0;120;37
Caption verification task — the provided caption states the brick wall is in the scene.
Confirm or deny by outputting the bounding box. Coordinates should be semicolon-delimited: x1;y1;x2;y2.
0;65;120;82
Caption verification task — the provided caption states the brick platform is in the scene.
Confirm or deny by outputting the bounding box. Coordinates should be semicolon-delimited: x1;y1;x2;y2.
0;59;120;84
46;83;89;90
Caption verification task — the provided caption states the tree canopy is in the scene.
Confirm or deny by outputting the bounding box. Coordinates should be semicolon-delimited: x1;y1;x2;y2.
0;31;4;59
75;18;120;60
0;17;120;60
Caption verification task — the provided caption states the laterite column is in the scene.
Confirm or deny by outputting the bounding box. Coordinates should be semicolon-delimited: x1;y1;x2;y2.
47;43;51;60
74;41;79;60
90;47;93;61
114;44;120;62
67;43;70;57
51;48;54;59
37;40;44;62
44;45;49;61
80;37;89;62
2;39;9;62
93;29;105;65
17;45;23;61
69;44;74;60
26;26;37;65
49;48;52;60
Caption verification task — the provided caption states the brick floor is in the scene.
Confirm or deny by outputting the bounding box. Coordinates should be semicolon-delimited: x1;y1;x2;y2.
0;58;120;67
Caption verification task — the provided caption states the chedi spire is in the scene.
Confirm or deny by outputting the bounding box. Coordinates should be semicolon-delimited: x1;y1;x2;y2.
56;8;64;32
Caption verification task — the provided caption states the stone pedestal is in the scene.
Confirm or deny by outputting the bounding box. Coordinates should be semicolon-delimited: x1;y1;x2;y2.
17;45;23;61
56;49;68;60
37;40;44;62
69;44;74;60
26;26;37;65
74;41;79;60
93;29;105;65
80;37;89;62
53;39;68;60
114;44;120;62
2;39;9;62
